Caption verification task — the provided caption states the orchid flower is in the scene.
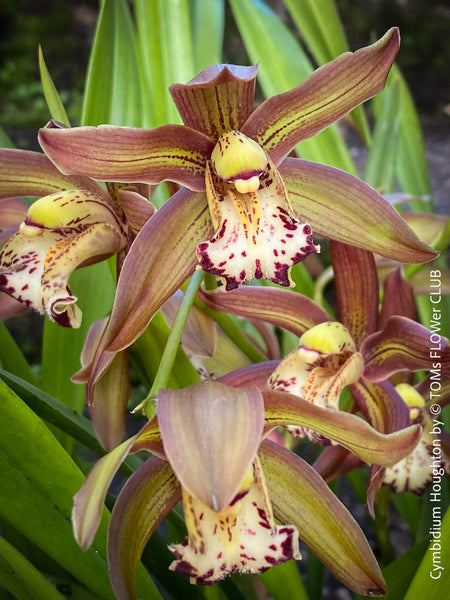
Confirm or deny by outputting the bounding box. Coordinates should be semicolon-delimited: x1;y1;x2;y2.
199;242;450;508
36;29;437;358
73;381;421;599
381;382;450;494
0;148;153;326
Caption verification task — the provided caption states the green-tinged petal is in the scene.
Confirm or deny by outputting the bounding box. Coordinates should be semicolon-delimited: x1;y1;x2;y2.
169;64;257;140
262;389;421;467
0;198;28;229
330;242;378;344
72;416;164;552
313;445;363;482
259;440;386;596
218;360;281;389
379;266;416;327
157;382;264;511
0;149;105;199
118;188;155;234
88;349;130;451
73;318;109;384
199;286;330;336
105;189;213;352
362;315;450;381
280;157;438;264
108;456;181;600
72;435;138;551
242;28;399;164
38;124;214;192
350;379;410;434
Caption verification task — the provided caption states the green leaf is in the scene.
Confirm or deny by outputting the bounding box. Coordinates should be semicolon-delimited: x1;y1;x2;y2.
391;67;432;205
38;45;71;127
259;559;309;600
361;536;429;600
0;380;114;599
134;0;166;127
0;322;37;385
0;127;15;148
284;0;348;63
191;0;224;71
0;368;141;475
403;508;450;599
40;262;115;449
0;379;155;598
283;0;370;143
135;0;196;127
81;0;143;126
364;77;401;192
155;0;196;124
0;535;66;600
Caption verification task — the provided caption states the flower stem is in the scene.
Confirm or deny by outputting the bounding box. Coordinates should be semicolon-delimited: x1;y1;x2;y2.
143;270;204;416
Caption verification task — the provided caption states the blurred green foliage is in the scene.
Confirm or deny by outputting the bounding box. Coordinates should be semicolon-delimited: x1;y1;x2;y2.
0;0;448;142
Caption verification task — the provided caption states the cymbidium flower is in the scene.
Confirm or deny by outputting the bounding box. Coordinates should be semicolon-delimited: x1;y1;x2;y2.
73;380;421;599
0;149;149;326
36;29;436;356
199;242;450;509
0;145;156;326
381;382;450;494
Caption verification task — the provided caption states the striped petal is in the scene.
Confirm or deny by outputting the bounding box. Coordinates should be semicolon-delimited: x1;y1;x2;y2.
242;28;400;164
331;242;378;345
262;389;421;467
39;124;214;192
280;157;437;264
157;382;264;512
108;457;181;600
169;64;258;141
199;276;330;337
0;148;105;199
104;188;213;352
0;198;28;229
362;315;450;381
260;440;386;596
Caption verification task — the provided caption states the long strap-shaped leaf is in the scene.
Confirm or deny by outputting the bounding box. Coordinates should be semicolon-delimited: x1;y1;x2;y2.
82;0;143;126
